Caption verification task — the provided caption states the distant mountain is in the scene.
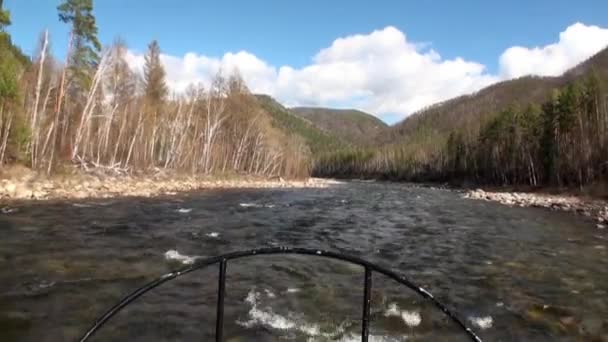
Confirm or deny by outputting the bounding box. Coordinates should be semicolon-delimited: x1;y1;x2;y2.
309;45;608;188
387;46;608;145
290;107;388;147
255;95;347;155
259;46;608;181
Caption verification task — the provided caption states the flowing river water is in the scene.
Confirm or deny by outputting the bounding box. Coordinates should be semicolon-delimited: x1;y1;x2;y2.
0;182;607;341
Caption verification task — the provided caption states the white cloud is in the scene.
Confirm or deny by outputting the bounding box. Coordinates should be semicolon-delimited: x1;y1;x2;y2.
126;23;608;123
124;50;276;94
499;22;608;79
272;27;498;115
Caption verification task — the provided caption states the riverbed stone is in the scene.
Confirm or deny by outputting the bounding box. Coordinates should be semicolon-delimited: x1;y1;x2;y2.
3;182;16;195
32;191;47;199
0;173;338;201
579;316;604;336
560;316;576;326
463;189;608;225
14;185;31;199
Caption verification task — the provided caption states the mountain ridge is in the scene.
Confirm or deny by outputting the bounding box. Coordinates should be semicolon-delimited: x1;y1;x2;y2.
289;106;388;147
386;45;608;144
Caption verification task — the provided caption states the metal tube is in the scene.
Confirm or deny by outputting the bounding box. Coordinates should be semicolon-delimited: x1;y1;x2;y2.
215;259;227;342
361;267;372;342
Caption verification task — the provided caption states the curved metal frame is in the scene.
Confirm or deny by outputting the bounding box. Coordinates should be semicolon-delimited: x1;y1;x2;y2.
79;247;482;342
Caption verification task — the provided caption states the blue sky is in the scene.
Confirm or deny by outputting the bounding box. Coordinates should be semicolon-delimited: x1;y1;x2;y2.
4;0;608;123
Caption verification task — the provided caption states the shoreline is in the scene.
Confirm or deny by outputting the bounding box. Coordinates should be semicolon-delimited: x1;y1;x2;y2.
463;188;608;227
343;178;608;226
0;167;343;202
1;167;607;227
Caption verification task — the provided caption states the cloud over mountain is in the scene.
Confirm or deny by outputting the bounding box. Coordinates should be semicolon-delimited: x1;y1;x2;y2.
126;23;608;122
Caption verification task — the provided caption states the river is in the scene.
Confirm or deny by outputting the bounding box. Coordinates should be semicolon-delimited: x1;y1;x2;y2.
0;182;606;341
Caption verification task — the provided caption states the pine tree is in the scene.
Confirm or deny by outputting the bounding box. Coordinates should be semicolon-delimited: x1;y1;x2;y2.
0;0;10;31
143;40;167;112
57;0;101;91
141;40;167;165
0;0;18;102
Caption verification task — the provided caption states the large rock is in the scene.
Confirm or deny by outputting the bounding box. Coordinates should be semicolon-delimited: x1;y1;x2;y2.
14;184;32;199
580;316;604;336
3;182;16;196
31;191;47;200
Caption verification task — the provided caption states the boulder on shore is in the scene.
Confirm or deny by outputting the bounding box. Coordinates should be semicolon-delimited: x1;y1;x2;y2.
463;189;607;225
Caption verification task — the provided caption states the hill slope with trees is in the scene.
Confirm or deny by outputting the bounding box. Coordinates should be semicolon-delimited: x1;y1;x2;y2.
314;46;608;193
290;107;388;147
386;47;608;145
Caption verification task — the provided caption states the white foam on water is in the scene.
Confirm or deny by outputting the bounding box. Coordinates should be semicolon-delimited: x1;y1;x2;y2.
383;303;421;327
206;232;220;238
244;288;259;304
286;287;301;294
239;203;276;208
177;208;192;214
336;334;408;342
164;250;197;265
239;203;260;208
1;207;18;214
401;311;421;327
72;203;92;208
240;289;405;341
239;288;347;339
384;303;401;317
38;280;56;289
469;316;493;330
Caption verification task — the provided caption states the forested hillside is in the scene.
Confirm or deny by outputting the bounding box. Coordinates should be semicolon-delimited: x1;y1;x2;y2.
291;107;387;147
255;95;346;155
314;46;608;191
0;0;310;179
386;47;608;144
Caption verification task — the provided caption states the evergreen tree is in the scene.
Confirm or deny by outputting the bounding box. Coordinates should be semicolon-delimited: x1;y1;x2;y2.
143;40;167;112
140;40;167;165
57;0;101;90
0;0;18;102
0;0;11;31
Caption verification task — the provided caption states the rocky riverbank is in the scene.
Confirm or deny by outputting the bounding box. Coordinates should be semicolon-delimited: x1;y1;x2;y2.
464;189;608;227
0;167;342;202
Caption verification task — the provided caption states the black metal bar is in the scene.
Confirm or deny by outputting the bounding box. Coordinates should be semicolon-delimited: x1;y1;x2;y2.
215;259;227;342
361;267;372;342
77;270;186;342
79;247;483;342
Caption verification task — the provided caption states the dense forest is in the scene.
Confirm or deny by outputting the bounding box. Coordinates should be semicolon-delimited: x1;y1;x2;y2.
0;0;311;178
314;65;608;190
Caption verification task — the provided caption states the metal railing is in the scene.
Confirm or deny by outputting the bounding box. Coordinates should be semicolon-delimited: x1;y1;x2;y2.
79;247;482;342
